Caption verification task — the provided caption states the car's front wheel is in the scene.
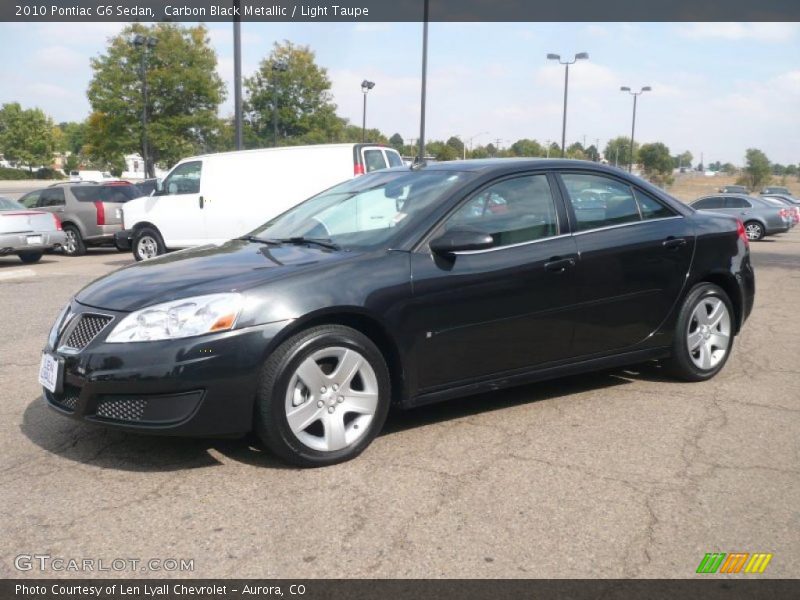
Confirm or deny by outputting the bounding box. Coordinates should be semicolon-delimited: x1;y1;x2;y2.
743;220;764;241
133;226;166;261
255;325;391;467
666;283;734;381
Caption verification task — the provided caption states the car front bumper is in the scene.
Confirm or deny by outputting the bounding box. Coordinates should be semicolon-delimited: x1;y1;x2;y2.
0;230;66;254
43;304;291;437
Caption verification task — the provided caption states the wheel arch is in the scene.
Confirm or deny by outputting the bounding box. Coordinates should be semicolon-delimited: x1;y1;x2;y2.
697;272;744;334
266;308;407;407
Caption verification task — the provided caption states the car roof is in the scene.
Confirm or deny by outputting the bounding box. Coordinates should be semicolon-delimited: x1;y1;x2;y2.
401;158;632;175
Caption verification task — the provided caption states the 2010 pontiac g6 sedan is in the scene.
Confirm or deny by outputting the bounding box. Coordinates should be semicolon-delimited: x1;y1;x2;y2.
40;160;755;466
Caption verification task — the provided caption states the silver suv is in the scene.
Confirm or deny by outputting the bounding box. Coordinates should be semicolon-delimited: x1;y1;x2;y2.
18;182;143;256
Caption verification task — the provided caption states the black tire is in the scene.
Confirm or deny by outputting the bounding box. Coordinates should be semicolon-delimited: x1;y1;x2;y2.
133;226;167;261
665;283;735;382
743;220;764;241
62;224;86;256
18;251;43;264
254;325;391;467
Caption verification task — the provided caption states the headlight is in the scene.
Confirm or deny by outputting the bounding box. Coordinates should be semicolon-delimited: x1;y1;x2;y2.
106;293;242;343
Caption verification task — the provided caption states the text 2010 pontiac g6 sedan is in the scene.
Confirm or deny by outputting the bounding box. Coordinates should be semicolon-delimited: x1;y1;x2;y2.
40;160;754;466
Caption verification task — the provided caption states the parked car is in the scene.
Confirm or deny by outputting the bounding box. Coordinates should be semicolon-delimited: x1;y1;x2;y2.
133;178;159;197
17;181;142;256
760;186;791;195
761;195;800;226
0;197;66;263
719;185;749;194
690;194;791;240
40;159;754;466
115;143;404;261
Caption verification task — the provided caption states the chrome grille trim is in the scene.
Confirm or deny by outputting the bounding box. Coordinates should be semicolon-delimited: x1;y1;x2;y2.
57;312;114;353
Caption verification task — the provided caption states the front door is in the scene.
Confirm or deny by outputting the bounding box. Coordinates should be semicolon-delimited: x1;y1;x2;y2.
142;160;204;247
408;173;580;391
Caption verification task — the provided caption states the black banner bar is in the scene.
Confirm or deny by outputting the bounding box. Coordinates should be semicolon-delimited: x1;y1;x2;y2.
4;579;800;600
3;0;800;22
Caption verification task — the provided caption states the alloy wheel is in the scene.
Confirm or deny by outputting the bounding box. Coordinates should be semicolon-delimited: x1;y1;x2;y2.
686;296;731;370
744;223;763;241
284;346;379;452
64;229;77;254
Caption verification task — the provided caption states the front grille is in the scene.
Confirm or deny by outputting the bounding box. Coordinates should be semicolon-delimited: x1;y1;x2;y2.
63;314;113;350
46;388;80;412
95;398;147;422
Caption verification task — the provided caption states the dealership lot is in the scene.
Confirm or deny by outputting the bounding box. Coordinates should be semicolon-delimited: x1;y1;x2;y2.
0;234;798;578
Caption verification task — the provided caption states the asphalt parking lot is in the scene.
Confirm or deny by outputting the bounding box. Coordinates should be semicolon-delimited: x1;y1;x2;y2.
1;234;798;579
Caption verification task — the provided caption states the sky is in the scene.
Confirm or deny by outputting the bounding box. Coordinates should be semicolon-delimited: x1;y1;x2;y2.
0;21;798;166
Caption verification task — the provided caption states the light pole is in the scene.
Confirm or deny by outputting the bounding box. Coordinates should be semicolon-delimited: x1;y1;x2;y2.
233;0;243;150
132;34;157;178
272;60;288;147
465;131;488;159
361;80;375;142
546;52;589;158
620;85;651;172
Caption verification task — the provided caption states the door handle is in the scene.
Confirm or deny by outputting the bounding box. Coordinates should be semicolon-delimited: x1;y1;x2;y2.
199;196;204;209
662;237;687;249
544;257;576;272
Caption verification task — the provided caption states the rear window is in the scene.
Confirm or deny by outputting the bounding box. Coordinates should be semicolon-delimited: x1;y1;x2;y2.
72;185;140;203
386;150;403;168
363;149;387;172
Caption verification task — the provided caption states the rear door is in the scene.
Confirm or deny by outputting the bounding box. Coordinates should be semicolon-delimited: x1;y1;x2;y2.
140;160;205;247
361;147;388;173
558;171;694;356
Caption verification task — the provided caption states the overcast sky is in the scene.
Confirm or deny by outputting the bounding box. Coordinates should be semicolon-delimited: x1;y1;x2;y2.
1;21;798;165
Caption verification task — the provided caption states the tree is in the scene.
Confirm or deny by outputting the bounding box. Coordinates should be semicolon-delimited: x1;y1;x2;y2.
389;133;404;153
604;136;637;167
87;23;226;174
0;103;55;171
509;138;543;157
721;163;737;175
674;150;693;169
485;143;497;157
585;144;600;162
638;142;674;186
426;140;459;161
737;148;771;190
245;41;343;147
566;142;586;160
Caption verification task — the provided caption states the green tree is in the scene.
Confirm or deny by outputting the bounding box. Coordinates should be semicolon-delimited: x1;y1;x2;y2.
0;103;55;172
87;23;225;174
389;133;404;153
58;121;88;156
566;142;586;160
509;138;543;157
604;136;637;168
674;150;693;169
585;144;600;162
446;136;464;158
638;142;674;186
737;148;771;190
245;41;342;147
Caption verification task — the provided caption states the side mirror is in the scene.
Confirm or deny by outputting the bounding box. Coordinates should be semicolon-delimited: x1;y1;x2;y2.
429;229;494;256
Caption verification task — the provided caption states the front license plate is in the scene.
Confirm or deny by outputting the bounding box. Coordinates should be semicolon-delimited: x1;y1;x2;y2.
26;235;43;245
38;353;60;393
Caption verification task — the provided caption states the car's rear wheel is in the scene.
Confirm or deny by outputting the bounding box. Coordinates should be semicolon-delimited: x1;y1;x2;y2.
743;221;764;241
666;283;734;381
133;226;166;261
254;325;391;467
18;251;43;264
62;225;86;256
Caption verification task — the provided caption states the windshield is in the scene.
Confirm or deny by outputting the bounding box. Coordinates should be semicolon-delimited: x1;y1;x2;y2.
0;197;24;210
249;169;473;249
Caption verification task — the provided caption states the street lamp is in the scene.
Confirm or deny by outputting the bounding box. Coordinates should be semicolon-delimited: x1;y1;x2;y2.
271;60;288;147
361;80;375;142
620;85;652;172
132;34;157;178
547;52;589;158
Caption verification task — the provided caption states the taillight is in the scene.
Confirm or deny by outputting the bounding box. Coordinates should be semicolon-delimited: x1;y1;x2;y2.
736;219;749;248
53;213;62;231
94;201;105;225
354;163;365;176
778;208;788;219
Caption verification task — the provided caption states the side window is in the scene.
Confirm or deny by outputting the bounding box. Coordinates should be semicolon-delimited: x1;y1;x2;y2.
363;149;387;172
561;173;640;231
162;161;202;195
724;197;747;209
39;188;65;207
386;150;404;168
443;174;559;248
19;191;41;208
634;189;675;220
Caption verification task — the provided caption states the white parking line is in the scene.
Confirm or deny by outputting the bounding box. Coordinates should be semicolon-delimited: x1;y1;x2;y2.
0;268;36;281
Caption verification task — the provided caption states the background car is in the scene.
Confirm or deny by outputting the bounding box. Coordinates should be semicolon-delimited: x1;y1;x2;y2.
761;186;792;195
690;194;791;240
0;196;66;263
762;195;800;226
719;185;749;194
17;181;141;256
133;178;159;197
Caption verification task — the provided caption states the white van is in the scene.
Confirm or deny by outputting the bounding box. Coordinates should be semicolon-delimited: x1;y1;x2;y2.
70;170;114;182
116;143;403;260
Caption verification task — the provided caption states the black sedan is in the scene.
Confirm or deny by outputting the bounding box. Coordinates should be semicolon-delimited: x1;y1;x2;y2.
40;160;755;466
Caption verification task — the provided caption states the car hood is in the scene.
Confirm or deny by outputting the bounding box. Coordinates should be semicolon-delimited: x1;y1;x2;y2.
76;239;357;312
